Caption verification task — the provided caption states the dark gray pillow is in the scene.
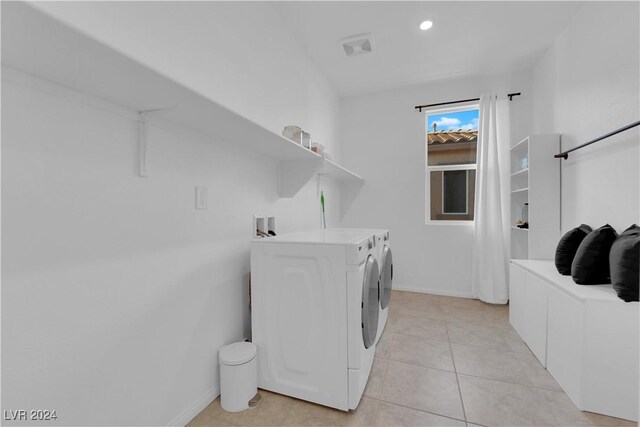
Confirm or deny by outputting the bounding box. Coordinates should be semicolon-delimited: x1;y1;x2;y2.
555;224;593;275
610;225;639;302
571;224;618;284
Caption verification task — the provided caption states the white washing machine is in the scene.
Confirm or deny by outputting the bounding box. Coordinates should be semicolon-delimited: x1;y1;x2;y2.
332;228;392;345
250;229;379;411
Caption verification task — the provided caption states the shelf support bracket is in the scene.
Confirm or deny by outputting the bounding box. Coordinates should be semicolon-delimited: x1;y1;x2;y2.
278;159;322;198
138;111;150;177
137;107;174;177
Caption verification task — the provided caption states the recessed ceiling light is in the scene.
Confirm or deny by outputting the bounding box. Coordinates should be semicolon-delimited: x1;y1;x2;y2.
419;20;433;31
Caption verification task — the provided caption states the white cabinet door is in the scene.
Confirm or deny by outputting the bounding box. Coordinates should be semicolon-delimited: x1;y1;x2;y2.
509;263;526;337
582;301;639;420
547;285;583;409
523;273;549;366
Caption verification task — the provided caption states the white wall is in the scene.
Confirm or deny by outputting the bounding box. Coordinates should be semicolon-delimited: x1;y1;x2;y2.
532;2;640;232
1;2;341;426
340;73;532;297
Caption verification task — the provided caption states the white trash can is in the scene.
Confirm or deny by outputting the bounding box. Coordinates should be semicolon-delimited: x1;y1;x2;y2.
219;342;257;412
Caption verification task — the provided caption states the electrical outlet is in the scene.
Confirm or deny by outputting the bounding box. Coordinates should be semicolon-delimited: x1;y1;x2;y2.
253;215;270;237
253;215;259;237
195;186;208;210
268;216;275;235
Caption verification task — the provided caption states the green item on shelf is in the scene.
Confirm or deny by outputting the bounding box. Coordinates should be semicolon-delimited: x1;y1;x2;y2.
321;191;326;229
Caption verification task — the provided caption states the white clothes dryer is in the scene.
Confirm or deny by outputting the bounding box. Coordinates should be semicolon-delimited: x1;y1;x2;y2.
373;230;392;345
250;229;379;411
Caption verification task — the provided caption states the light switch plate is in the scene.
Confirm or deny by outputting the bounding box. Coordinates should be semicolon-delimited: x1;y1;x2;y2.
195;186;208;210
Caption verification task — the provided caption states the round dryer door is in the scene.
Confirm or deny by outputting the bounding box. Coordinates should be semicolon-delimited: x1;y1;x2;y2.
361;255;380;349
380;245;393;309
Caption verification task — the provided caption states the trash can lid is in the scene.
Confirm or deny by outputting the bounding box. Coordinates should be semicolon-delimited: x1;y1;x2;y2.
219;342;257;366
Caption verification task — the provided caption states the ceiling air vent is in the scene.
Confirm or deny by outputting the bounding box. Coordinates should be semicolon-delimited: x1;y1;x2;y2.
339;33;375;57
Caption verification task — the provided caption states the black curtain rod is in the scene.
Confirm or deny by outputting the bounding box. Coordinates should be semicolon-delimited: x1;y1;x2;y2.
554;120;640;160
414;92;521;112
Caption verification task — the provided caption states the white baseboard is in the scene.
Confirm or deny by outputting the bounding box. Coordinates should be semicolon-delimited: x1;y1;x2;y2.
393;283;475;299
167;386;219;427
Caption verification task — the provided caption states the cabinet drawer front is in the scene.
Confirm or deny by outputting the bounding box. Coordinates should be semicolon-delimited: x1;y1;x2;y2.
547;285;583;408
523;273;549;366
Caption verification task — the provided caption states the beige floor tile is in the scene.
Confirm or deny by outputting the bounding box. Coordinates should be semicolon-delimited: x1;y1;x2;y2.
375;330;395;359
203;390;292;426
389;295;450;321
188;291;635;427
489;303;510;320
281;396;378;426
419;294;467;306
539;388;638;427
501;327;533;354
381;360;464;420
187;414;242;427
440;297;489;311
512;351;562;391
186;411;215;427
390;333;454;372
390;290;415;301
450;343;533;386
443;305;510;330
387;314;449;341
364;357;389;399
390;302;449;321
445;320;511;352
391;290;444;305
373;401;466;426
458;374;558;426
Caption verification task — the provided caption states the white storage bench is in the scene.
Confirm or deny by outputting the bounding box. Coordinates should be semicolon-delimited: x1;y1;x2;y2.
509;260;639;422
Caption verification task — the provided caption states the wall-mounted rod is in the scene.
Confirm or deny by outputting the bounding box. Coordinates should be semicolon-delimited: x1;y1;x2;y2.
554;120;640;160
414;92;521;112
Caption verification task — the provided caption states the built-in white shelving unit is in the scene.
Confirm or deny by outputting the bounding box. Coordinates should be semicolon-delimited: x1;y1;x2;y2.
2;3;363;198
510;168;529;178
510;135;560;260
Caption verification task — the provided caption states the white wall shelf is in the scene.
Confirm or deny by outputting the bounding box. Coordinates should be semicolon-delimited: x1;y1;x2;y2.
510;187;529;194
2;3;363;197
318;159;364;182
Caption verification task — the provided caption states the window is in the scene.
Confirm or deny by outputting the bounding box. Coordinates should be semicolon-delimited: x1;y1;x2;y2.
425;105;478;223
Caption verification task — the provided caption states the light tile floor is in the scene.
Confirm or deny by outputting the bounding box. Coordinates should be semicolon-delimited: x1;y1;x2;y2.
188;290;637;427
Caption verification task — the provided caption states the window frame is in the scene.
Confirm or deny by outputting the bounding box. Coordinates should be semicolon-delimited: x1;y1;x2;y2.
424;102;479;226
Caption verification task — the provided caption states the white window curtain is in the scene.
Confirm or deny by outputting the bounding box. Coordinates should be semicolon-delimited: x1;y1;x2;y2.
472;94;511;304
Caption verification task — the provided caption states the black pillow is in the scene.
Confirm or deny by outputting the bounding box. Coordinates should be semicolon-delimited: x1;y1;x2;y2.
555;224;593;275
609;225;639;302
571;224;618;284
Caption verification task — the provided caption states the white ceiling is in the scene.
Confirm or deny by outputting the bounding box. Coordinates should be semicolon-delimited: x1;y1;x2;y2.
275;1;583;97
